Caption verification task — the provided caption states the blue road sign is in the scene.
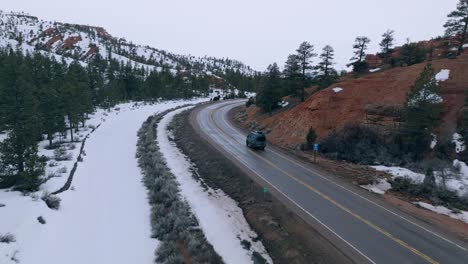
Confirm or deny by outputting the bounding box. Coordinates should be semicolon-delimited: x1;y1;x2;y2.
313;143;319;151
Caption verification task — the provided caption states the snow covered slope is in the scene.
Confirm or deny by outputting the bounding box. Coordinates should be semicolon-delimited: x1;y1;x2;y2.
0;99;207;264
0;11;256;76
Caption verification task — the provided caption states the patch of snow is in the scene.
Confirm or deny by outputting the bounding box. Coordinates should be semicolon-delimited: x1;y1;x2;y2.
372;166;426;184
450;160;468;197
278;101;289;108
0;132;7;143
369;68;381;73
0;99;209;264
373;162;468;197
332;87;343;93
372;166;425;184
435;69;450;82
361;179;392;195
415;202;468;224
430;133;437;149
157;108;272;264
452;133;465;153
244;91;256;98
463;43;468;48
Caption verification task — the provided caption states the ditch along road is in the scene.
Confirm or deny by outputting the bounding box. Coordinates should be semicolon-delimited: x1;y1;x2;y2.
191;99;468;264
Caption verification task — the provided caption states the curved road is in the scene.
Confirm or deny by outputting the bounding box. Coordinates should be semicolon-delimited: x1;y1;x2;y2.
193;100;468;264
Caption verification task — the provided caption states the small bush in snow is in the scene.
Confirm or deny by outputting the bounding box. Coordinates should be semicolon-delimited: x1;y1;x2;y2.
54;148;72;161
68;143;76;150
0;203;5;207
41;192;61;210
37;216;46;224
48;161;58;167
0;233;16;243
58;166;68;174
241;239;251;250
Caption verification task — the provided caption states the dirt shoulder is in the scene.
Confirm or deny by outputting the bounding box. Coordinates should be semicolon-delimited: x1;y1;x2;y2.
172;109;353;264
232;105;468;245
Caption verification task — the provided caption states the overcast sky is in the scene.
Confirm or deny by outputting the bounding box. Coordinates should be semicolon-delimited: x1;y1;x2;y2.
2;0;459;71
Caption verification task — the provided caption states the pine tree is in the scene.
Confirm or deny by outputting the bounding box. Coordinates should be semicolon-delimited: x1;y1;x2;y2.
444;0;468;55
399;40;427;66
379;30;395;63
350;36;370;73
316;45;338;88
63;62;92;141
0;51;44;190
402;63;442;159
256;63;282;115
296;42;317;102
283;54;301;97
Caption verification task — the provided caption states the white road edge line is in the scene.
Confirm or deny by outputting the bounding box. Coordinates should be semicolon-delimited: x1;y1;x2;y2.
219;101;468;253
198;103;377;264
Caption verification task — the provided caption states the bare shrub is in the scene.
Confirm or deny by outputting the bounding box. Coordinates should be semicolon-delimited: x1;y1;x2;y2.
0;233;16;243
58;167;68;174
37;216;46;224
136;111;222;263
41;192;61;210
54;147;72;161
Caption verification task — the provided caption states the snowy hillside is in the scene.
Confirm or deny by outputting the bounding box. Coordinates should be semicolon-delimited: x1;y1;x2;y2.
0;11;257;76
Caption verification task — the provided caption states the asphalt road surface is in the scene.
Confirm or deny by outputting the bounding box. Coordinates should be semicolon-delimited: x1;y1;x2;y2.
193;100;468;264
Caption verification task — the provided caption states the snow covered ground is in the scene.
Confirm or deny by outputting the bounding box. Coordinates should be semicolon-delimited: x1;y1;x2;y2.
363;163;468;224
157;107;272;264
0;99;207;264
415;202;468;224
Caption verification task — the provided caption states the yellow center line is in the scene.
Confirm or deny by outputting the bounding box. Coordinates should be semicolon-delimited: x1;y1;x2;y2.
207;103;439;264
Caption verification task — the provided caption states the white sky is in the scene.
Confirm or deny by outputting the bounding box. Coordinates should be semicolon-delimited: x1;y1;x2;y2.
1;0;459;71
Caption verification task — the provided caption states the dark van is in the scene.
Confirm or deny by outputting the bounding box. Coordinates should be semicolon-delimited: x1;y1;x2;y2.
246;131;266;150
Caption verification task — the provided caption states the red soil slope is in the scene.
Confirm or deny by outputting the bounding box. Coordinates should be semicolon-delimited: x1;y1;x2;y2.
245;55;468;149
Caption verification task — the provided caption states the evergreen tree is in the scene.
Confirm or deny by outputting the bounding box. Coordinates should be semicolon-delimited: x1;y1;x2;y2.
399;40;427;66
379;30;395;63
256;63;282;115
350;36;370;73
295;42;317;102
283;54;301;97
63;62;92;141
316;45;338;88
0;51;44;190
444;0;468;55
402;63;442;159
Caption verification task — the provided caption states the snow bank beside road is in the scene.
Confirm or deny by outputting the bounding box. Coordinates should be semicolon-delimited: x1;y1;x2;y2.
415;202;468;224
0;99;207;264
157;108;272;264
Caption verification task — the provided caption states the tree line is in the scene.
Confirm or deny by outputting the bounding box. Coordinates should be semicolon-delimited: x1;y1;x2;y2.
255;0;468;115
0;45;233;191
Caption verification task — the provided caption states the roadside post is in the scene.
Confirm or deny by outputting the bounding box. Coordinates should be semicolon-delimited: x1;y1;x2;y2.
313;143;319;163
263;186;268;201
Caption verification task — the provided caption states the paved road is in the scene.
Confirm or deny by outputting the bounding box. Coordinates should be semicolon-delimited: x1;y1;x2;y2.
193;100;468;264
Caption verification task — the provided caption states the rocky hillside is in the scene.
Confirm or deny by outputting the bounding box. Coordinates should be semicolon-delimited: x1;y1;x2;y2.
0;11;256;79
241;54;468;149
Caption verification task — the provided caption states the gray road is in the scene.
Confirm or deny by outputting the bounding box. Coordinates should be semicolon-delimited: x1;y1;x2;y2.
193;100;468;264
